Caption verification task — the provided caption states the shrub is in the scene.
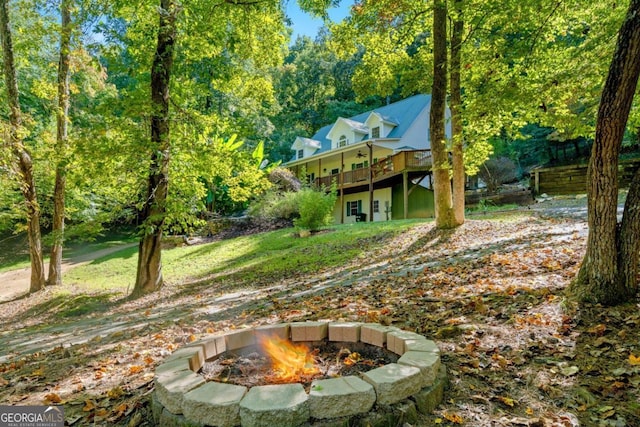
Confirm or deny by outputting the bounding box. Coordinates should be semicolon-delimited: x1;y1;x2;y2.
477;156;519;193
248;190;299;221
293;186;337;232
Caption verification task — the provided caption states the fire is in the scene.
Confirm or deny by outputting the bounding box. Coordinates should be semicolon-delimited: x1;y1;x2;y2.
260;337;319;382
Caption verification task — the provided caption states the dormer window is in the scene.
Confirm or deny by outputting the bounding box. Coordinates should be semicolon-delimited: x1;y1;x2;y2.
339;135;348;147
297;149;304;159
371;126;380;138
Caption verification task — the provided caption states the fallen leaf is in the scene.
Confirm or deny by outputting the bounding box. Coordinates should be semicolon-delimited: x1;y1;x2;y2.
128;365;144;375
83;400;96;412
628;354;640;365
587;324;606;336
559;365;580;376
498;396;516;407
444;412;464;424
107;387;124;399
43;393;62;404
187;334;197;342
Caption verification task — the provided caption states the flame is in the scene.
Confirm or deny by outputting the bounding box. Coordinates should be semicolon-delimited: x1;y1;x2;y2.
260;337;319;382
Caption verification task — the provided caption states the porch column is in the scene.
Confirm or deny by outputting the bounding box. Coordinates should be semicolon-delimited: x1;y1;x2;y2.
368;142;373;222
403;171;409;219
340;188;344;224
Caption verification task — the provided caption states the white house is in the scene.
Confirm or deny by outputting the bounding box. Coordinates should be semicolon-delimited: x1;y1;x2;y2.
285;94;450;223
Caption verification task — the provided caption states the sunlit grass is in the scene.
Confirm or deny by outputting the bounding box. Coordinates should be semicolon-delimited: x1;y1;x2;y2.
62;220;426;294
0;229;137;273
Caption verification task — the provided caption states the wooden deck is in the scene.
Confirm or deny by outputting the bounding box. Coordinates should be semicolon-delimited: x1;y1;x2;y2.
313;149;432;190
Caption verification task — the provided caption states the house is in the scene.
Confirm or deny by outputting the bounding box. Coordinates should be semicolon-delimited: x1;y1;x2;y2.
284;94;449;223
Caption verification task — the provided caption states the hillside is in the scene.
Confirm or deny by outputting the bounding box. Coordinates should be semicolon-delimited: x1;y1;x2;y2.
0;204;638;426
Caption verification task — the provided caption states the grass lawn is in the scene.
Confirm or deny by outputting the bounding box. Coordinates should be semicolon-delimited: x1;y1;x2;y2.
0;228;137;273
62;220;424;293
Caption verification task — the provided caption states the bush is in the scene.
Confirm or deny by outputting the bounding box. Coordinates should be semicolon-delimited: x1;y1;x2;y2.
248;190;299;221
477;156;519;193
249;184;337;232
293;186;337;232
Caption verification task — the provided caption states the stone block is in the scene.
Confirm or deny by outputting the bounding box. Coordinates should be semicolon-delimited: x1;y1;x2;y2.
225;329;256;351
397;350;440;387
290;321;328;342
155;370;205;414
413;365;448;414
151;392;164;426
155;358;192;378
188;347;205;372
386;330;427;355
309;376;375;419
165;347;202;363
360;324;397;348
361;363;422;405
404;339;440;355
159;407;201;427
186;334;226;359
183;381;247;427
255;324;290;344
239;383;309;427
328;322;362;343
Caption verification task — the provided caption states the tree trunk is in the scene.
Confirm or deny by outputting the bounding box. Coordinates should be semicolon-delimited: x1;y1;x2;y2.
431;0;456;229
0;0;45;293
131;0;177;297
48;0;72;287
617;166;640;298
450;0;465;226
571;0;640;305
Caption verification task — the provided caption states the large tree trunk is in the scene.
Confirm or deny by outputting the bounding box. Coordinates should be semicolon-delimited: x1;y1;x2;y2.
617;166;640;298
431;0;456;229
450;0;465;226
571;0;640;305
0;0;45;293
48;0;72;287
131;0;177;298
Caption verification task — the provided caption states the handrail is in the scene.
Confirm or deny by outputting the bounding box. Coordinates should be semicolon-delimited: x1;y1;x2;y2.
313;149;432;188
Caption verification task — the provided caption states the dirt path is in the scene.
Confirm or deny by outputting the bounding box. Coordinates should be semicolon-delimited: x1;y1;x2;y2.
0;243;137;302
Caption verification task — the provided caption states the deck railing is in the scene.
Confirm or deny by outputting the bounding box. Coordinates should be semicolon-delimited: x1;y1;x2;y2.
313;149;432;189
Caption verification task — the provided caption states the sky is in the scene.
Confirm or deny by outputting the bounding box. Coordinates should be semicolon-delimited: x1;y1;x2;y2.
285;1;353;40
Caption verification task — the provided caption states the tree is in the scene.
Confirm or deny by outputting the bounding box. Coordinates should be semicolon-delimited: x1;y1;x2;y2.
131;0;177;297
48;0;72;287
450;0;465;224
570;0;640;305
0;0;46;293
430;0;459;228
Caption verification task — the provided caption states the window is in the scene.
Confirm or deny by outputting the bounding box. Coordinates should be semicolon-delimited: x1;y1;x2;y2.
373;200;379;213
338;135;348;147
371;126;380;138
346;200;362;216
331;168;340;175
307;173;315;184
297;149;304;159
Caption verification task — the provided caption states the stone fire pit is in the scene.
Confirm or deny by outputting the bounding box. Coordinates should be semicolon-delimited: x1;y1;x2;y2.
152;322;447;427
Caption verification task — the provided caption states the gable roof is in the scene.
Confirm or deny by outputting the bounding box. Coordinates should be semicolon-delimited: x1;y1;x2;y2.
293;136;322;150
306;94;432;156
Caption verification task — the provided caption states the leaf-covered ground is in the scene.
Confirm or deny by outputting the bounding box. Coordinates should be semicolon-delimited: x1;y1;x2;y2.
1;206;639;426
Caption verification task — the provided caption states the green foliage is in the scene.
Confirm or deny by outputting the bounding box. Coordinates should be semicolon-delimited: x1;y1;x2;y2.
293;185;338;231
248;190;300;221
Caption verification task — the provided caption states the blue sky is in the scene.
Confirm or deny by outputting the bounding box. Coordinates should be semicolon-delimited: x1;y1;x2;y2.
285;1;353;40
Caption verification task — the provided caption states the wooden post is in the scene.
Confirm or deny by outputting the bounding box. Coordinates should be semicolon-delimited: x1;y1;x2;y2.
403;170;409;219
368;142;374;221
